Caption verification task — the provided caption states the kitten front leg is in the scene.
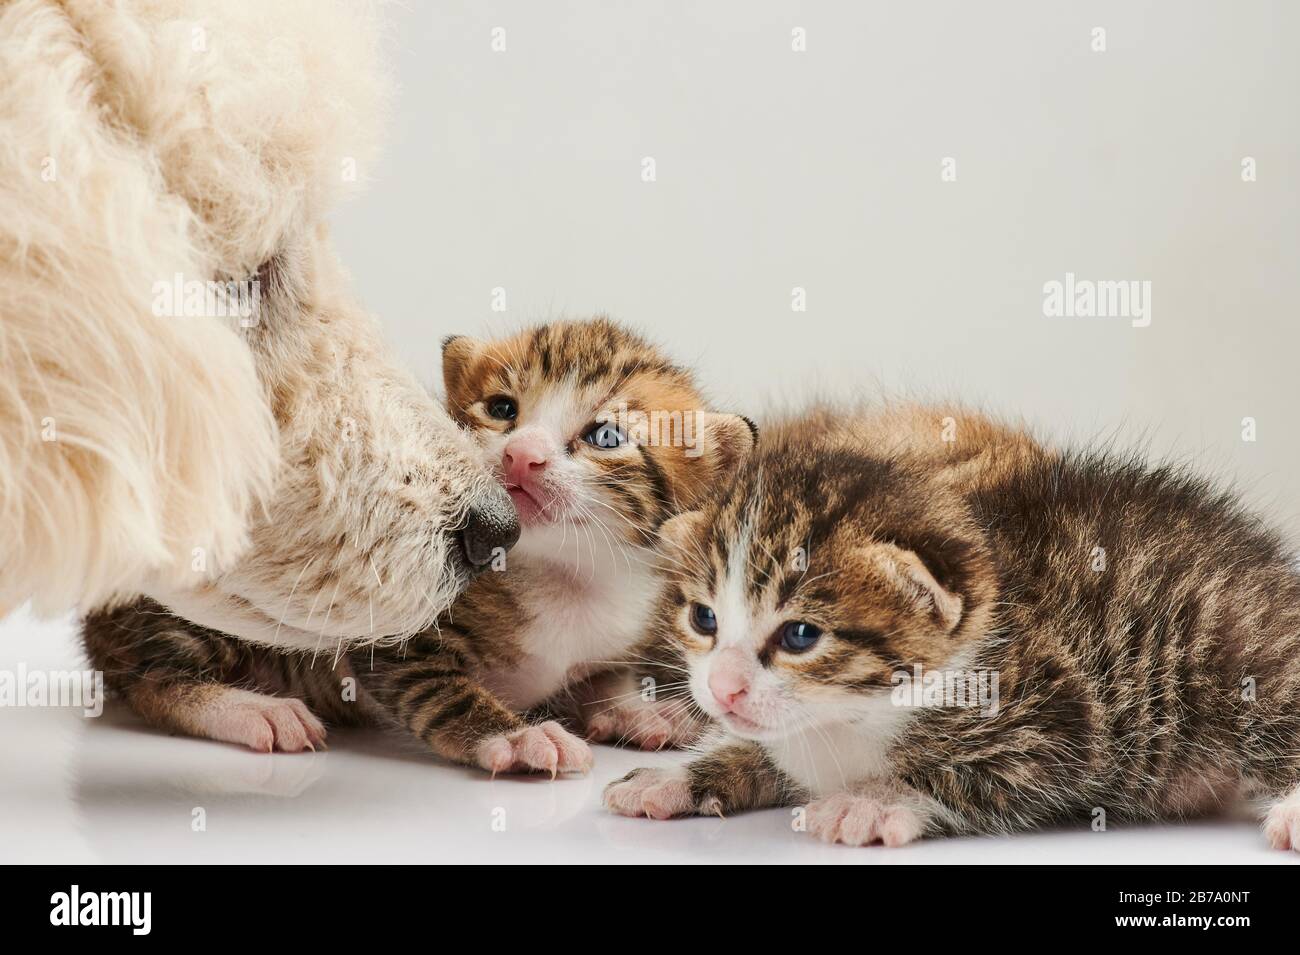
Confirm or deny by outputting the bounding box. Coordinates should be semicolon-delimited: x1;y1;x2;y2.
802;779;936;848
574;666;707;750
360;633;592;776
603;739;798;818
82;597;328;753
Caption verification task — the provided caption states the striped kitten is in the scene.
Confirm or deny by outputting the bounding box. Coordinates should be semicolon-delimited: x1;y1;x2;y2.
604;405;1300;851
84;319;750;770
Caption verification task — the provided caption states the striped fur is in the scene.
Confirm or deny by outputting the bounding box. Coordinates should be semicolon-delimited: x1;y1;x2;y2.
606;404;1300;849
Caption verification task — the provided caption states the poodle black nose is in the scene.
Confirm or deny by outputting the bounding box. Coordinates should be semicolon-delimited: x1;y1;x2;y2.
459;491;521;568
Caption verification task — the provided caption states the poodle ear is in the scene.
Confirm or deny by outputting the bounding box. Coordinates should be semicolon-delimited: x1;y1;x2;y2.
441;335;484;401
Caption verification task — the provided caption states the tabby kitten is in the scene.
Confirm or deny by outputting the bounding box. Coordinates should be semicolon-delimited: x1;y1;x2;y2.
83;319;749;771
605;405;1300;851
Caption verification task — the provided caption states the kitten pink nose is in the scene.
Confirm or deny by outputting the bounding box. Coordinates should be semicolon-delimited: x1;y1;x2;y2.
708;665;750;712
503;435;549;486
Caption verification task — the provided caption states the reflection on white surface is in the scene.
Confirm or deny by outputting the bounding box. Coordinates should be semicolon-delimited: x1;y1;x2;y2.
0;608;1287;864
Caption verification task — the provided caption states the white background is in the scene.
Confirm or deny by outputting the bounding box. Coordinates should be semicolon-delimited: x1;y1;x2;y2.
337;0;1300;537
4;1;1299;864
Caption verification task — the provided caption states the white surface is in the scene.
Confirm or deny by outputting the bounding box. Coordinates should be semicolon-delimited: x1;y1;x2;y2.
0;609;1289;864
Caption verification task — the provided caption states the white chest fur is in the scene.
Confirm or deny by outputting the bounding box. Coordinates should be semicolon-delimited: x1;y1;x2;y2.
765;695;916;799
477;532;665;711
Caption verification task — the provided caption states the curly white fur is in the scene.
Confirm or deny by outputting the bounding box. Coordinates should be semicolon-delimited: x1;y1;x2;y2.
0;0;388;615
147;230;506;651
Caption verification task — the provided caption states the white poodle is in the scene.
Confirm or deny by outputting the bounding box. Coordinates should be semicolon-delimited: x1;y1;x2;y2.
0;0;513;643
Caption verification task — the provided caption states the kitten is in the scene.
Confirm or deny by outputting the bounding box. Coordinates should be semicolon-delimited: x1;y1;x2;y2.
83;318;751;769
604;405;1300;851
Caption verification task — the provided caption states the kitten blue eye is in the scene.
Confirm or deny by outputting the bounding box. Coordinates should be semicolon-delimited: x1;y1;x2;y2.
690;603;717;636
779;621;822;653
486;396;517;421
582;421;626;449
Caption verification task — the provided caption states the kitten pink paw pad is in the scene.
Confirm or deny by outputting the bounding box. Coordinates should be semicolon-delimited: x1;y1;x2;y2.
806;792;923;847
196;691;326;754
476;721;592;776
603;767;694;819
1263;801;1300;851
586;703;701;751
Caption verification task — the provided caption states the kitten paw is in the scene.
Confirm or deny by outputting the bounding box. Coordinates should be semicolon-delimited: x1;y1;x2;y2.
805;791;924;847
603;766;702;819
475;721;593;777
194;688;327;754
585;701;704;750
1263;799;1300;851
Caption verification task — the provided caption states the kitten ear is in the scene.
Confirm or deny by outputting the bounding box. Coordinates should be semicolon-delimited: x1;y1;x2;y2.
697;412;757;478
873;543;963;634
441;335;484;400
658;510;707;554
